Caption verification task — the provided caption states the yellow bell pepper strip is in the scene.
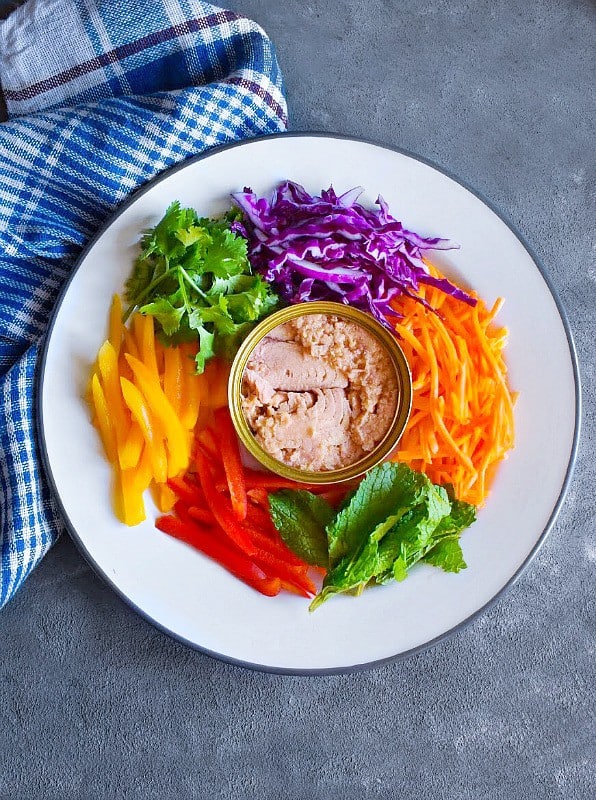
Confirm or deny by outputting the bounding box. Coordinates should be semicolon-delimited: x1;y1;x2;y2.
120;377;168;484
118;468;146;526
118;422;144;471
124;353;189;477
122;325;140;361
108;294;123;356
155;482;177;513
117;446;152;526
97;340;130;451
178;343;203;429
202;357;229;410
133;314;159;379
163;344;183;417
91;372;117;463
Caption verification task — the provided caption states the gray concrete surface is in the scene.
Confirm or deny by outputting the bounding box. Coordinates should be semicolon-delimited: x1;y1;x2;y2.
1;1;595;798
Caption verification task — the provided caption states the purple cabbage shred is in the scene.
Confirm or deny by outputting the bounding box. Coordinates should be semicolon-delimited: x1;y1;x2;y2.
231;181;476;328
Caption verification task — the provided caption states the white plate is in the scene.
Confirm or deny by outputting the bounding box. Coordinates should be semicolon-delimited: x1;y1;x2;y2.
38;134;580;673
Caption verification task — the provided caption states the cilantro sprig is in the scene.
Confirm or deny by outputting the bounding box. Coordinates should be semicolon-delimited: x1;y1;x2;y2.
124;202;279;372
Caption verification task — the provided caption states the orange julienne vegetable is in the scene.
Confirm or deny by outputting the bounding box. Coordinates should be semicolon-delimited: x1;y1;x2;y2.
392;263;516;506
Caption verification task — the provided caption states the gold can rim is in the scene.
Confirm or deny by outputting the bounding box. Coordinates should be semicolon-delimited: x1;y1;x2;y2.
228;301;412;485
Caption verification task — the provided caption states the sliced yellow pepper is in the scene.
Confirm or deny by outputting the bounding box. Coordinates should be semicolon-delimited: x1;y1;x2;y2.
120;377;168;484
133;314;159;379
97;340;130;451
163;344;183;417
108;294;123;356
125;354;189;476
118;422;144;471
91;372;117;463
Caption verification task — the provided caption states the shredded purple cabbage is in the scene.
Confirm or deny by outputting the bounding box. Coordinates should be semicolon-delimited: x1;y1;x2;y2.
231;181;476;328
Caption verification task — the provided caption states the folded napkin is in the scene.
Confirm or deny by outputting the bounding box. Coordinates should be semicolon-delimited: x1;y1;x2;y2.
0;0;287;608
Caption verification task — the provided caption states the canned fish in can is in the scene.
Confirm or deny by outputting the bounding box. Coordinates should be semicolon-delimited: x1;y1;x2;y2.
228;301;412;485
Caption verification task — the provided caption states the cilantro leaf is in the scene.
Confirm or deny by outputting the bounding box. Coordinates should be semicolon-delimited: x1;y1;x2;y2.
123;202;279;372
195;327;215;373
138;299;185;336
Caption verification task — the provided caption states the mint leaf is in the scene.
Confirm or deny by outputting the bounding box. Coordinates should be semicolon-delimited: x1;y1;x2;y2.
326;462;428;569
269;490;334;568
423;537;467;573
309;463;476;611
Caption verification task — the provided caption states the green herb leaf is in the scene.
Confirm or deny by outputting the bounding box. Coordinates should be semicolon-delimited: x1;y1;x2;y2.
326;462;429;569
195;327;215;373
423;537;467;573
309;463;476;611
269;490;335;567
123;202;279;372
138;299;185;337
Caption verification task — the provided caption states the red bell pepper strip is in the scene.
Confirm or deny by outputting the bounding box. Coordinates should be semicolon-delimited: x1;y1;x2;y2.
214;408;248;521
187;505;215;525
245;502;274;528
234;469;323;492
279;580;312;599
156;515;280;597
195;450;256;556
196;427;219;461
246;488;270;510
242;522;306;568
251;550;317;597
173;500;194;524
168;476;208;508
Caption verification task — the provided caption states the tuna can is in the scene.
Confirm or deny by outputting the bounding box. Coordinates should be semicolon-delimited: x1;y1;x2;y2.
228;301;412;485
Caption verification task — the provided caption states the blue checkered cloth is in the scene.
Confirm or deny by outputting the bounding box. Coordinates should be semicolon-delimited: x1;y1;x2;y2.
0;0;287;608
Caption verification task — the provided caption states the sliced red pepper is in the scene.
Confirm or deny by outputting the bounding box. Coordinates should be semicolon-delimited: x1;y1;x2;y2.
168;476;208;507
251;549;317;597
246;488;270;510
243;522;306;568
245;502;274;528
173;500;194;523
156;515;280;597
279;580;312;598
187;505;215;525
214;407;248;521
317;488;351;507
239;469;322;491
197;427;220;461
195;450;256;556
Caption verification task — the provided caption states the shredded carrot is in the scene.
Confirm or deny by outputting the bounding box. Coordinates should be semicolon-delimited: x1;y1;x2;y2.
392;264;516;506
